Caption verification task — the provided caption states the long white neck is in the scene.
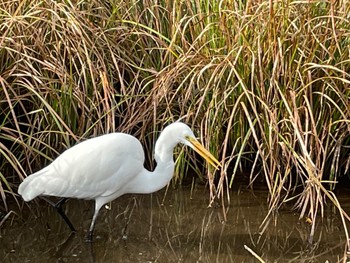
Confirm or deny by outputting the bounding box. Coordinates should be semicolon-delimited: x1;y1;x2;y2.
124;130;179;194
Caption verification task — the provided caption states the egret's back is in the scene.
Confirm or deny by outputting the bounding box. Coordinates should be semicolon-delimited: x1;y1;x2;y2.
18;133;145;201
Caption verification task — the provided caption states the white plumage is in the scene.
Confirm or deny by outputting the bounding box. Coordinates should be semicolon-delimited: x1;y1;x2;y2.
18;122;220;240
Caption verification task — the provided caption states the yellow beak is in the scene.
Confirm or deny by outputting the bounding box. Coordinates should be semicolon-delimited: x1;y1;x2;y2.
186;136;221;170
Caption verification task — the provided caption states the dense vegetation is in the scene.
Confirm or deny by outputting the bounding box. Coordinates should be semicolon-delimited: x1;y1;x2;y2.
1;0;349;239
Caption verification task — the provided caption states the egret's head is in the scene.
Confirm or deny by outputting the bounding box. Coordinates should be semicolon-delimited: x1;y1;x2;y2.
159;122;221;169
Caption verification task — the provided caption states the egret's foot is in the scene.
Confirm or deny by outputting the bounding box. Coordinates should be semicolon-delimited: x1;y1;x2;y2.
122;223;128;241
85;231;93;243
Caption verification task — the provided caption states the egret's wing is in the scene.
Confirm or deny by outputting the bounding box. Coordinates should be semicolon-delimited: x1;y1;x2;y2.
39;133;145;199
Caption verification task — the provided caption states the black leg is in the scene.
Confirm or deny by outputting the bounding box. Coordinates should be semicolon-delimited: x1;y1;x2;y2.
86;230;93;242
40;197;76;233
122;221;129;241
55;198;76;232
85;202;103;242
55;198;68;208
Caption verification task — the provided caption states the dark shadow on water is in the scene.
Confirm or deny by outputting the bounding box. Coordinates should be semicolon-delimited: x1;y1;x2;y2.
1;183;349;262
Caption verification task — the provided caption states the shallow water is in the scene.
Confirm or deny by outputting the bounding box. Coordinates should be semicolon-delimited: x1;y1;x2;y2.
1;183;349;262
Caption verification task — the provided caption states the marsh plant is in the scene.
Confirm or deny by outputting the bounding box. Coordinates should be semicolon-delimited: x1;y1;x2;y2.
1;0;349;241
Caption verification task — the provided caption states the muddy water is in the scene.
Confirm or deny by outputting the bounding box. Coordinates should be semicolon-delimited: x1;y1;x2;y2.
1;183;349;262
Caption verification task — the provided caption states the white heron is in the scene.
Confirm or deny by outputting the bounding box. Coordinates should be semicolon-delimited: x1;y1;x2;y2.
18;122;220;241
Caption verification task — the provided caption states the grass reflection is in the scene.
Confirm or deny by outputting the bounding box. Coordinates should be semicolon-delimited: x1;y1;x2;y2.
0;185;347;262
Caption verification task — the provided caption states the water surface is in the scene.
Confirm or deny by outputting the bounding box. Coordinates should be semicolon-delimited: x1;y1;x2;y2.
1;183;348;262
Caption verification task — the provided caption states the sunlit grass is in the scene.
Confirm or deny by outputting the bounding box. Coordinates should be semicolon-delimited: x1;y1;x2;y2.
0;0;349;241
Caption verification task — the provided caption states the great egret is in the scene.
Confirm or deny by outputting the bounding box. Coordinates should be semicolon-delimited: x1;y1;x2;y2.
18;122;220;241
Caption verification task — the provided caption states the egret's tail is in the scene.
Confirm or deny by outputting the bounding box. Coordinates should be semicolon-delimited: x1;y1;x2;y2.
18;170;47;201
